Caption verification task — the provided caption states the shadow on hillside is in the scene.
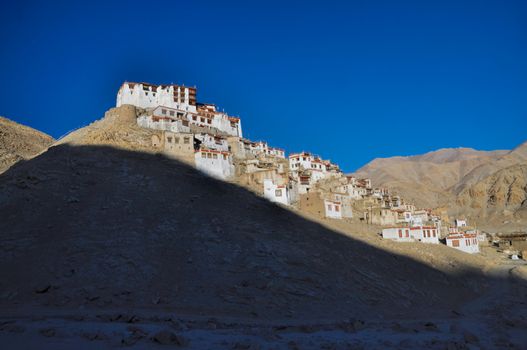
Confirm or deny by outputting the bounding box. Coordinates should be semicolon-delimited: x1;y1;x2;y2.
0;144;525;322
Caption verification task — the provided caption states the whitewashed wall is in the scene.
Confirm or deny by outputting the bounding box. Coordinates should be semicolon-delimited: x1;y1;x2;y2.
263;179;289;205
382;227;413;242
324;200;342;219
446;234;480;254
117;83;197;113
194;150;234;180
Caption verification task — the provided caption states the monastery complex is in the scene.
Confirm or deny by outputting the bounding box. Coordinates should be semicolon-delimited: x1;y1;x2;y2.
116;81;483;254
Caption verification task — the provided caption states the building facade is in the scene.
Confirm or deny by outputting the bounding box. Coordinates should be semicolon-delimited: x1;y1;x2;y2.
446;232;480;254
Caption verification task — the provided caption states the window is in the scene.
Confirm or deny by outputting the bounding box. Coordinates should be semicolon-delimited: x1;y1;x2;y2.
192;115;197;121
201;152;206;158
398;229;403;238
174;137;180;143
223;154;227;160
433;230;436;237
207;153;212;159
183;137;190;144
327;204;332;211
201;117;205;123
167;137;172;143
452;239;459;247
169;111;175;116
212;154;218;159
207;119;212;124
275;189;282;197
405;229;409;237
335;205;340;212
162;108;167;114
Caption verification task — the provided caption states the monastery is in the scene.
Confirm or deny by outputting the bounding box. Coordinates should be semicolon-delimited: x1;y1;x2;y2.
115;81;478;254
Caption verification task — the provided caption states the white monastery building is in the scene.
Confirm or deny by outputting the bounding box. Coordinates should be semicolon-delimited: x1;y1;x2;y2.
117;80;445;239
118;82;242;137
382;227;413;242
410;226;440;244
446;232;480;254
324;199;342;219
382;226;439;244
117;82;197;112
194;133;229;152
263;179;289;205
194;149;234;180
455;219;468;228
288;152;341;194
289;152;327;173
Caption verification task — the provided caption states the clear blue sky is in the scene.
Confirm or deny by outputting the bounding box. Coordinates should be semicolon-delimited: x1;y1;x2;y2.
1;0;526;171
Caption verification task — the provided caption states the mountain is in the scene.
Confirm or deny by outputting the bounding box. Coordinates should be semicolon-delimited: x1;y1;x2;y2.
456;164;527;228
0;116;54;173
0;105;488;321
354;144;527;226
354;148;505;207
1;106;526;348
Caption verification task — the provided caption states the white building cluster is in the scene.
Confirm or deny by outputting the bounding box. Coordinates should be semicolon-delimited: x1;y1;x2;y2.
118;83;242;138
381;218;481;254
117;81;454;244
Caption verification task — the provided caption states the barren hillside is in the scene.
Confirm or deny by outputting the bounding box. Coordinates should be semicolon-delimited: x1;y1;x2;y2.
355;144;527;226
0;106;488;321
0;106;526;348
0;116;54;173
456;164;527;227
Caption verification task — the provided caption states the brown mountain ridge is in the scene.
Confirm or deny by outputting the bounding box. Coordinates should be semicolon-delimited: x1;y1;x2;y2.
354;142;527;229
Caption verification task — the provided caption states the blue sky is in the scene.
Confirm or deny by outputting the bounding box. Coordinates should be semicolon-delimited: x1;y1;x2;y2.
1;0;526;171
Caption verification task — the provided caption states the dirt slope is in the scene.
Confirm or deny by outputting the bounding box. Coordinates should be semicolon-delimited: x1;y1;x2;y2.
0;106;490;322
0;106;526;348
0;116;54;173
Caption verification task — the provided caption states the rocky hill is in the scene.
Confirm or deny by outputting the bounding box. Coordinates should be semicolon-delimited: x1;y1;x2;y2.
0;116;54;173
354;144;527;227
0;106;489;319
1;106;526;348
456;164;527;227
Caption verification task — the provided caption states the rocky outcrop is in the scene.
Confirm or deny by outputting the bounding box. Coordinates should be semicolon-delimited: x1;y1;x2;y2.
457;164;527;216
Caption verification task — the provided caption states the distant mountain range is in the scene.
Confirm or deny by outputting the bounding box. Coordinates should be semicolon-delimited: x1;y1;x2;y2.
354;142;527;229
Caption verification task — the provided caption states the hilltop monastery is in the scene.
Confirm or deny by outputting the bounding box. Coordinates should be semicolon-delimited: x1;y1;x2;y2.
116;81;480;254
